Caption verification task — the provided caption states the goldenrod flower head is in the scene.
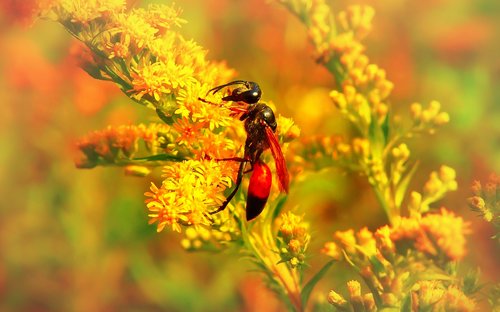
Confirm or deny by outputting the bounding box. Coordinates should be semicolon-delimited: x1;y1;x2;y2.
277;115;301;142
124;165;152;177
420;208;470;261
471;180;482;195
471;174;499;207
414;281;446;309
391;208;470;261
321;241;343;260
439;165;457;184
278;212;310;267
381;293;397;306
144;160;233;233
391;143;410;161
50;0;126;24
352;138;370;159
75;123;174;168
172;118;206;146
180;218;239;251
327;290;347;306
347;280;362;298
138;4;186;32
375;225;395;254
391;216;436;256
176;83;234;131
356;227;377;257
442;286;476;311
408;191;423;216
337;5;375;40
420;166;458;211
411;101;450;133
334;229;357;251
362;293;376;311
115;10;158;50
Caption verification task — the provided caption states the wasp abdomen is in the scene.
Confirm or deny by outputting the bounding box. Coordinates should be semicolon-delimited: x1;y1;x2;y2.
246;161;272;221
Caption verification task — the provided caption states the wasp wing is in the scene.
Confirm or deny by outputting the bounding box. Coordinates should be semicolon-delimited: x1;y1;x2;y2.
265;126;289;193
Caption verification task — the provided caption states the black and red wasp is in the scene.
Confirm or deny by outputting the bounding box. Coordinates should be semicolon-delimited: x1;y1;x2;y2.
198;80;289;221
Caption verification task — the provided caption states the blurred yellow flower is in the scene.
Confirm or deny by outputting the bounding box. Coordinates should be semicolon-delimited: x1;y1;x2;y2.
278;212;310;267
391;208;470;261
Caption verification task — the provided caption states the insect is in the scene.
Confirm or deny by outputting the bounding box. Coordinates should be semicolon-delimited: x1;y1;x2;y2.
198;80;289;221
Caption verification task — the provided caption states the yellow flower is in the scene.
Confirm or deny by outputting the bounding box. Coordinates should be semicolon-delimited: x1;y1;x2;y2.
172;118;206;146
51;0;126;24
356;227;377;257
114;10;158;49
131;61;171;101
124;165;152;177
374;225;395;253
137;4;186;32
277;115;300;141
327;290;347;306
391;208;470;261
144;160;234;233
420;208;470;261
278;212;310;267
321;241;342;260
105;37;130;59
333;229;357;254
337;5;375;40
442;286;475;311
346;280;362;298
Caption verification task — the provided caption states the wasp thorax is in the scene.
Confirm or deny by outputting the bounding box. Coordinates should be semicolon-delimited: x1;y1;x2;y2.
260;105;277;131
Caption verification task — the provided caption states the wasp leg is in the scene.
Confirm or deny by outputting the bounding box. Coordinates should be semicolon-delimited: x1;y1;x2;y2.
215;156;247;163
209;161;246;215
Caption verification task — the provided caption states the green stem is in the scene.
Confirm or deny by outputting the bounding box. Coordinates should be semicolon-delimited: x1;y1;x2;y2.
373;185;394;225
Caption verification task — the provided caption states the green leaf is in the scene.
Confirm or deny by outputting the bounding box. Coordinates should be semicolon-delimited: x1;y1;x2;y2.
401;293;412;312
133;154;187;162
395;161;419;208
156;108;175;124
301;260;335;308
368;255;386;275
271;195;288;222
381;112;390;145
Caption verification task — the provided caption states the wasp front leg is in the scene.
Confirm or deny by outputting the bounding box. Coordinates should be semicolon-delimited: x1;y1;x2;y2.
210;160;247;215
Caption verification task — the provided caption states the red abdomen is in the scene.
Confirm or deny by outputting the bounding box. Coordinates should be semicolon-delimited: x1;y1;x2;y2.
246;160;272;221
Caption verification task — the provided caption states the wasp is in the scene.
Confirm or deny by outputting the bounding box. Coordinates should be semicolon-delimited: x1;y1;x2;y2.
198;80;289;221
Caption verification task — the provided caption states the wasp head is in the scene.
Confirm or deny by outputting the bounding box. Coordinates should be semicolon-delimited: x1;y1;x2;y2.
210;80;262;104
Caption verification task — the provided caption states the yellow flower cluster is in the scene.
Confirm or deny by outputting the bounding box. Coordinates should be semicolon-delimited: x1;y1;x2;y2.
281;1;452;224
46;1;235;120
410;101;450;134
277;212;310;268
327;280;376;311
408;165;458;214
75;123;177;168
391;208;470;261
321;208;471;309
180;218;240;251
412;281;475;312
49;1;289;238
468;174;499;241
329;279;476;311
144;160;238;233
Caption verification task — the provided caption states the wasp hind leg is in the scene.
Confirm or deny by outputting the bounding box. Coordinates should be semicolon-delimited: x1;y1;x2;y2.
209;160;246;215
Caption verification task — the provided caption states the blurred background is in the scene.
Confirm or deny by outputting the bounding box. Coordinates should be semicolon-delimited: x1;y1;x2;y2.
0;0;498;311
